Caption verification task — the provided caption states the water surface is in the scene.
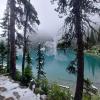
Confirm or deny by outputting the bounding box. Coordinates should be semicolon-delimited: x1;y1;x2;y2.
17;49;100;91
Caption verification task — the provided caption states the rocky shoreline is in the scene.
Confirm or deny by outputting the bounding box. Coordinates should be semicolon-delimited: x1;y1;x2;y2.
0;75;41;100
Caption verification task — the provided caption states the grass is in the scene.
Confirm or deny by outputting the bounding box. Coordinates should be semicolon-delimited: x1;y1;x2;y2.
83;94;100;100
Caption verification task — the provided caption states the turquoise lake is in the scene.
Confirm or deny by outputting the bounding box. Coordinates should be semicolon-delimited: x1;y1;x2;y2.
17;49;100;91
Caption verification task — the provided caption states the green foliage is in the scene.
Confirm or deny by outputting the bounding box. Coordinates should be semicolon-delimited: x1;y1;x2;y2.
57;34;72;50
88;30;96;47
21;66;33;86
0;41;8;74
48;83;72;100
24;66;33;80
97;28;100;42
26;52;32;66
0;67;7;74
0;41;7;67
83;93;91;100
67;58;77;75
34;87;44;95
84;78;98;97
84;78;92;87
21;51;33;86
83;93;100;100
15;70;21;81
36;44;46;86
34;78;49;95
40;79;49;95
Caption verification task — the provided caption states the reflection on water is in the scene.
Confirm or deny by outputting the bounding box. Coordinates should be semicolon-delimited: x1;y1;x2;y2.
17;50;100;89
85;54;100;83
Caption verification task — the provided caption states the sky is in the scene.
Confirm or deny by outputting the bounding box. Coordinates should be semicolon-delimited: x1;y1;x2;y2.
0;0;64;37
32;0;64;37
0;0;100;38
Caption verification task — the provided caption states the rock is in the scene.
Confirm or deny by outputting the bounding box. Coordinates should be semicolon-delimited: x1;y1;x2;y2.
19;85;27;89
0;95;5;100
5;97;15;100
29;80;36;90
9;79;14;83
0;76;40;100
13;91;20;99
37;94;40;99
0;87;7;92
40;94;47;100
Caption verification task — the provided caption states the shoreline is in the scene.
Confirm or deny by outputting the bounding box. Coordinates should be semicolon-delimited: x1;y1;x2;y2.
84;51;100;58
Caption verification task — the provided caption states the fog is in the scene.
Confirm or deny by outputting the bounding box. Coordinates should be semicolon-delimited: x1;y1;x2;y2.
0;0;100;38
0;0;64;38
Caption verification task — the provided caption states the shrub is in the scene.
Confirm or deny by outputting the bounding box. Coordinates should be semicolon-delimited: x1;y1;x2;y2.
20;66;33;86
48;83;72;100
34;79;49;95
0;66;7;74
15;70;21;81
83;93;100;100
41;79;49;95
35;87;44;95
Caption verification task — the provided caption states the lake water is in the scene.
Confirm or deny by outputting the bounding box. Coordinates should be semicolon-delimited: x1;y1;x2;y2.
17;49;100;92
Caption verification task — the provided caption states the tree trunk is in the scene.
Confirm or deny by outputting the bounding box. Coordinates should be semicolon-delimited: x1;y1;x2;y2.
1;56;4;68
9;0;16;79
7;29;10;73
37;44;41;81
74;0;84;100
7;9;10;73
22;7;29;77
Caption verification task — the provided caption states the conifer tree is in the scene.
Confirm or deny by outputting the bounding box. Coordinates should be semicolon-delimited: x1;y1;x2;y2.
36;43;46;87
19;0;40;77
0;41;7;68
90;30;96;46
1;0;40;78
51;0;100;99
9;0;16;79
0;0;10;73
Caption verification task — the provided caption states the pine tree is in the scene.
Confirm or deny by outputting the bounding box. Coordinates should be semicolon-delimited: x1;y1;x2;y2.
20;0;40;77
26;51;32;67
36;43;46;87
97;28;100;43
0;41;7;68
22;51;33;86
9;0;16;79
51;0;100;99
90;30;96;46
1;0;40;78
0;0;10;73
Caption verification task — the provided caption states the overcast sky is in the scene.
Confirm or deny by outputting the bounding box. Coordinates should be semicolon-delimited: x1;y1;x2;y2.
0;0;100;37
0;0;64;37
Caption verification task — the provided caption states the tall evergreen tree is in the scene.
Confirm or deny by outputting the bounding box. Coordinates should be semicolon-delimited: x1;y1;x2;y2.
26;51;32;67
0;0;10;73
9;0;16;79
0;41;7;68
36;43;46;87
21;0;40;77
90;30;96;46
97;28;100;43
51;0;100;99
1;0;39;78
